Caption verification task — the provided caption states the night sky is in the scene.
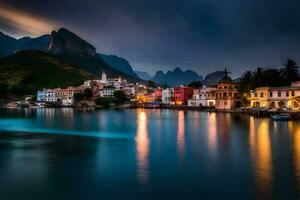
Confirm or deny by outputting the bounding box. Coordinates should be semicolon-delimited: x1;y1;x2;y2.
0;0;300;77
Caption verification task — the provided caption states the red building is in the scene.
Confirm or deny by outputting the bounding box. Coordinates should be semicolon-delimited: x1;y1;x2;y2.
174;86;193;105
153;88;162;101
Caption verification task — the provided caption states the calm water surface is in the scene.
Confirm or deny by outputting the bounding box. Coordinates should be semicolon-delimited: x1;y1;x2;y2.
0;108;300;200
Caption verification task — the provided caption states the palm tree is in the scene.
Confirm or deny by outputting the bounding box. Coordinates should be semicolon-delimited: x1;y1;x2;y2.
253;67;263;88
281;59;299;84
238;71;253;106
240;71;253;92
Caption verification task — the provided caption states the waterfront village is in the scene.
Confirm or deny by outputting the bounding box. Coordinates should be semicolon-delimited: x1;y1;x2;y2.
18;70;300;116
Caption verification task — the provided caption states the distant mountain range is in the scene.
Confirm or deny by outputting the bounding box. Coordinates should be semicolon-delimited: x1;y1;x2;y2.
134;71;153;80
152;67;203;86
0;28;232;95
0;28;141;81
0;28;145;96
99;54;139;78
201;71;240;86
201;71;225;86
0;32;49;58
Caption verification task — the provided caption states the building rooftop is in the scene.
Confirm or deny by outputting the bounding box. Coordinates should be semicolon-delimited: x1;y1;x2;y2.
219;69;233;84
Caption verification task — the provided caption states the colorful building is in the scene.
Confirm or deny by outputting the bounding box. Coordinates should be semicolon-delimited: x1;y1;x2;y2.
174;86;193;105
37;90;46;102
188;87;216;107
153;88;162;101
215;70;240;109
249;81;300;110
136;93;155;103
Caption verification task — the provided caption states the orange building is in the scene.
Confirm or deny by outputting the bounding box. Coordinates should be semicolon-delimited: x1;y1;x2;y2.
136;93;155;103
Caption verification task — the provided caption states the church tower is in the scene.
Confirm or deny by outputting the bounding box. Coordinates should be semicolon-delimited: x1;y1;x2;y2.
101;71;107;83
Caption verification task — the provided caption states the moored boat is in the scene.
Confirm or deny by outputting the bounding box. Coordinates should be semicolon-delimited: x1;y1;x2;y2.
271;114;290;121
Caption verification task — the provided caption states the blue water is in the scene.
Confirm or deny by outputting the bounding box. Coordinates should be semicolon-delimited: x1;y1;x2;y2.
0;108;299;199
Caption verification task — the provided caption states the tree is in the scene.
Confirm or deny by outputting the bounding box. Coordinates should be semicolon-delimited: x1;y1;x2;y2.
95;97;117;108
114;90;128;102
238;71;253;94
188;81;202;89
147;80;157;88
74;93;85;101
281;59;299;84
83;88;93;99
252;67;263;89
0;83;7;96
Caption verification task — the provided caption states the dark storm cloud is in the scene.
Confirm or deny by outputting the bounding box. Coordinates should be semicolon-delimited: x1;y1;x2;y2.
0;0;300;77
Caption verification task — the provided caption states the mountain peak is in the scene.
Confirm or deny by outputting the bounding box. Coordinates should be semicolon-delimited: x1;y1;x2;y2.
99;53;139;78
173;67;183;73
156;70;165;75
48;28;96;57
152;67;202;86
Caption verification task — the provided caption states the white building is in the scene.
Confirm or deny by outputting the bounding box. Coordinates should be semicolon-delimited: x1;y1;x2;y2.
84;80;92;88
188;87;216;107
123;85;136;97
45;89;56;102
100;87;115;97
162;88;173;104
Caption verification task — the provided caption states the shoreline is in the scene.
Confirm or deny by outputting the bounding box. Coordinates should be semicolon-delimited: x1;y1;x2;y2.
2;103;300;119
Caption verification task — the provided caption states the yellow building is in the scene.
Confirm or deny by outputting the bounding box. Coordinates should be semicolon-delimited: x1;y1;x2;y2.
249;82;300;110
136;93;155;103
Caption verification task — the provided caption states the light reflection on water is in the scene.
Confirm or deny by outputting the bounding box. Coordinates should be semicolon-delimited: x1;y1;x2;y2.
0;108;300;199
291;122;300;199
135;109;150;184
177;111;185;159
207;112;217;157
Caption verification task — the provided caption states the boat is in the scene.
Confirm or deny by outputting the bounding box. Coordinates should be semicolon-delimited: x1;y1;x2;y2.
271;114;291;121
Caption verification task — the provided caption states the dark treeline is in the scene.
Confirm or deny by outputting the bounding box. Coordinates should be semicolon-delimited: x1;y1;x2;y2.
239;59;299;95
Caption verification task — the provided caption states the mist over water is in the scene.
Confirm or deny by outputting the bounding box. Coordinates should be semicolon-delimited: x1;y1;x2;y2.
0;108;299;199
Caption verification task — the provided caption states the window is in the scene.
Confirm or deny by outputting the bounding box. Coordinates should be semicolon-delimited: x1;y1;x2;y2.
260;92;264;98
254;93;257;97
278;91;281;97
269;92;272;97
294;101;298;107
292;91;295;96
286;91;289;97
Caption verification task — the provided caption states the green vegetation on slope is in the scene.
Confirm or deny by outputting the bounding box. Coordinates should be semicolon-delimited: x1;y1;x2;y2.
0;50;95;96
